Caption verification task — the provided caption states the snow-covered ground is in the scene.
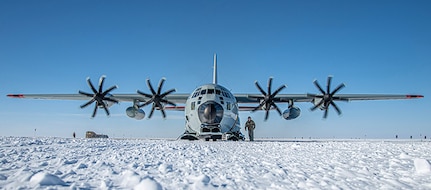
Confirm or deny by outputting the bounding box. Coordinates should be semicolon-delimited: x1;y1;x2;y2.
1;137;431;189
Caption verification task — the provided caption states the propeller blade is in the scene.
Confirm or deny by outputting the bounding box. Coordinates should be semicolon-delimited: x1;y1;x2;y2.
102;104;110;116
80;76;117;117
313;80;326;94
148;105;156;119
252;105;261;112
323;109;329;119
307;93;318;98
331;83;345;95
139;99;154;108
252;101;266;112
157;78;166;95
137;90;153;98
160;99;176;107
272;102;283;115
160;88;176;97
248;95;264;99
310;99;324;111
327;76;332;94
104;97;119;104
147;79;157;95
272;85;286;97
330;101;342;115
98;75;106;93
102;85;118;96
138;78;176;118
79;91;94;97
87;77;98;94
161;108;167;118
92;104;98;118
255;81;267;96
252;77;286;120
267;77;273;95
81;99;95;109
311;76;345;118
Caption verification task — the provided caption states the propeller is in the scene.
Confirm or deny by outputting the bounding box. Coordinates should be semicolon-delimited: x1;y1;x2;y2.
308;76;348;119
78;76;118;118
250;77;286;120
137;78;176;118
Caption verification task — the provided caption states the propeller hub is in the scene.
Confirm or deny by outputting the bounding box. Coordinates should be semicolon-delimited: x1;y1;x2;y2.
310;76;345;118
137;78;176;118
251;77;286;120
79;76;118;118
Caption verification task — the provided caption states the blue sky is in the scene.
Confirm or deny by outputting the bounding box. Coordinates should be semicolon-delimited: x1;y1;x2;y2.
1;0;430;139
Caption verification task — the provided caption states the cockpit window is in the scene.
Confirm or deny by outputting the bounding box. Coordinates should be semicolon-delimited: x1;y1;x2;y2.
191;102;196;110
200;89;207;95
215;89;221;95
226;92;231;98
192;88;202;98
207;89;215;94
222;91;231;98
192;92;199;98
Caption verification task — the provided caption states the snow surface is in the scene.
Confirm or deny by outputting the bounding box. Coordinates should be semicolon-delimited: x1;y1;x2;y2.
1;137;431;189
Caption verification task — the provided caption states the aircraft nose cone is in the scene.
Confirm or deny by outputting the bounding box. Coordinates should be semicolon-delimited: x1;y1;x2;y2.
204;103;217;121
198;101;224;124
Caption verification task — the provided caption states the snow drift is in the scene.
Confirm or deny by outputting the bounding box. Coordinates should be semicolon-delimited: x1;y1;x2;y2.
0;137;430;189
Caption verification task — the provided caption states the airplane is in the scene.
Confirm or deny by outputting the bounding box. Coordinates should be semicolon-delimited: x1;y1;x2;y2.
7;54;424;141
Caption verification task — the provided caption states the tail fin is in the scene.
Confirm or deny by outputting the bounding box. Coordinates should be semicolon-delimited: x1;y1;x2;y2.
213;53;217;84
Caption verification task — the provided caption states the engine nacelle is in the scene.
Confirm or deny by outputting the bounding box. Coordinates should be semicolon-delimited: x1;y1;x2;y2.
282;106;301;120
126;107;145;120
313;98;325;110
97;100;115;109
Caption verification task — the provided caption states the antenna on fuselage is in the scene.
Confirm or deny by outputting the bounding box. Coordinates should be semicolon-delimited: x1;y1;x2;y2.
213;53;218;84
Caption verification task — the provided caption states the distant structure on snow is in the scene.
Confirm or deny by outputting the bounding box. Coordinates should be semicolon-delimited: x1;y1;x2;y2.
85;131;108;138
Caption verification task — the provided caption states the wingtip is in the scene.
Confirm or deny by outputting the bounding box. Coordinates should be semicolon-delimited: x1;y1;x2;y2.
7;94;24;98
406;95;424;99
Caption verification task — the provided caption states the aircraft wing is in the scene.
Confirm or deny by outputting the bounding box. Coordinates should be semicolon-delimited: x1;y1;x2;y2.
234;93;423;103
7;93;190;104
327;94;424;101
235;94;312;103
8;93;422;104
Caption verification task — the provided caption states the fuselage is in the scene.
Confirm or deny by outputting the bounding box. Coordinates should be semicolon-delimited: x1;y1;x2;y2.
182;83;243;140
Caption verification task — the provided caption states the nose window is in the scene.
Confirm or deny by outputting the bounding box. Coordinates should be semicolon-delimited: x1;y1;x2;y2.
198;101;224;124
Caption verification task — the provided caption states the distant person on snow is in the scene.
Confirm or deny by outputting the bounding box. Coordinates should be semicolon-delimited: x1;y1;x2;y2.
245;116;256;141
73;132;76;138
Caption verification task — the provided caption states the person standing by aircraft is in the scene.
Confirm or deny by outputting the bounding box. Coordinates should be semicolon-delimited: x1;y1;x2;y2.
245;116;256;141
